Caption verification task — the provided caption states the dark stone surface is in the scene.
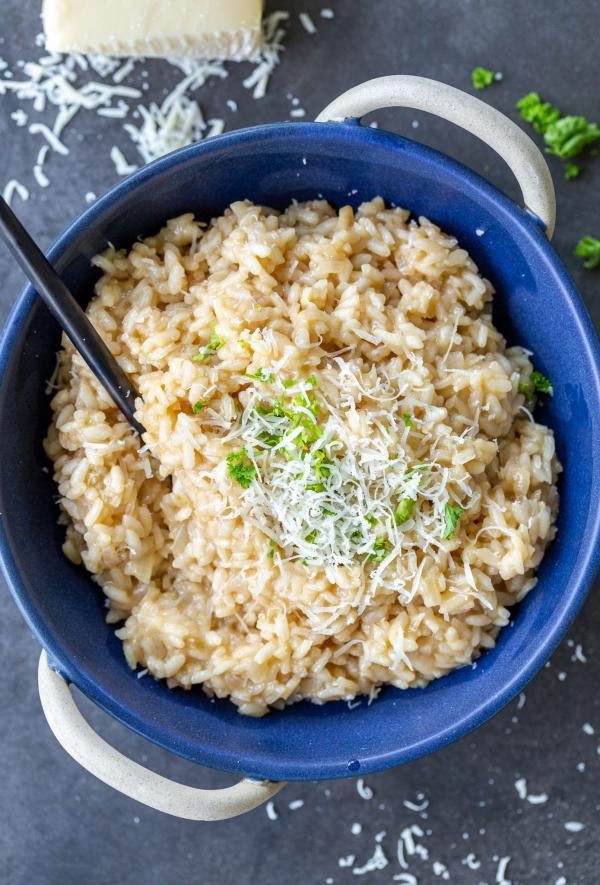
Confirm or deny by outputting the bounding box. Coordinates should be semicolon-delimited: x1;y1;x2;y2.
0;2;599;883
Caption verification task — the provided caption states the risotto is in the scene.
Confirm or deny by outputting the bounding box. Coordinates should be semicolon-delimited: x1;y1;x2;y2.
44;197;560;716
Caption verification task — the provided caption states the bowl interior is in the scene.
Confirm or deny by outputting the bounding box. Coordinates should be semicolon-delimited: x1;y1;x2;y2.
1;122;599;781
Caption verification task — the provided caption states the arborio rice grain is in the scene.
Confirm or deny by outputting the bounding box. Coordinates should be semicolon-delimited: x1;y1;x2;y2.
44;198;560;716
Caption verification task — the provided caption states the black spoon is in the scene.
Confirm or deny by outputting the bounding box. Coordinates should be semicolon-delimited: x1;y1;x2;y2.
0;196;145;436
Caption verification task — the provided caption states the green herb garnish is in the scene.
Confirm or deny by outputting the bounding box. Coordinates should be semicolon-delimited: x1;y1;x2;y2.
443;504;464;540
564;163;581;180
305;530;317;544
517;93;600;168
471;67;496;90
394;498;416;525
530;370;553;393
259;431;283;447
247;368;275;383
192;400;207;414
402;412;414;429
575;236;600;270
369;536;391;562
307;374;318;388
517;92;561;134
193;330;225;362
518;370;553;398
544;115;600;160
267;539;277;559
226;448;256;489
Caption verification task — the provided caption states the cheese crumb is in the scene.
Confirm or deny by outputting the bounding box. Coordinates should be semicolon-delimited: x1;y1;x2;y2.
110;145;138;175
356;779;373;800
299;12;317;34
265;800;278;820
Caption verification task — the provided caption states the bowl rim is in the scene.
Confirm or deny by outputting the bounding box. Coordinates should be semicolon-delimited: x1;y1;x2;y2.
1;119;600;781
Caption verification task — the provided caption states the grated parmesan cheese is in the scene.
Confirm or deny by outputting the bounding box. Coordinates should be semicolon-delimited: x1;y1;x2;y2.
1;13;289;193
299;12;318;34
265;800;278;820
352;843;388;875
2;179;29;205
496;855;512;884
110;145;138;175
228;367;478;614
356;779;373;800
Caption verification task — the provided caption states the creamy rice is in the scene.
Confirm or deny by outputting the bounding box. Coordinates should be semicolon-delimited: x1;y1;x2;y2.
44;197;560;716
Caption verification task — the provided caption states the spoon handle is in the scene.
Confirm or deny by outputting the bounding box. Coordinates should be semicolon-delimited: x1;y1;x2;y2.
0;197;144;436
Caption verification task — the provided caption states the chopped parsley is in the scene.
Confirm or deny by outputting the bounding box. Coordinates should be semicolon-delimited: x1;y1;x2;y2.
443;504;464;540
267;539;277;559
545;115;600;160
394;498;415;525
518;370;553;398
402;412;414;429
517;92;561;134
192;400;207;414
305;529;317;544
530;370;553;394
369;536;391;562
307;374;318;388
471;67;496;90
517;92;600;180
247;368;275;383
564;163;581;180
574;236;600;270
192;330;225;362
226;448;256;489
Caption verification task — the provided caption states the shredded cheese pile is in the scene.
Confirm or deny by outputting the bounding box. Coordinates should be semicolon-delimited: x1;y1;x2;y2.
0;11;291;198
225;362;476;614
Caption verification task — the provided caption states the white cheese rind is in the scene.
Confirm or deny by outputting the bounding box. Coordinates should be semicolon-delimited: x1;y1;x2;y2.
43;0;263;60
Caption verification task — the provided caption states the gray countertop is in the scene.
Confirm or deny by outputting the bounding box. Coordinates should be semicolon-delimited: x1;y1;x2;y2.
1;2;599;883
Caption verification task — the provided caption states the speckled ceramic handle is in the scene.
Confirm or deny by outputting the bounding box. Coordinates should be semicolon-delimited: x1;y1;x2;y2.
37;651;285;820
316;75;556;238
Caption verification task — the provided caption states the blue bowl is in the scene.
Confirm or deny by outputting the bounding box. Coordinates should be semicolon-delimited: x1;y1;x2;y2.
2;121;600;782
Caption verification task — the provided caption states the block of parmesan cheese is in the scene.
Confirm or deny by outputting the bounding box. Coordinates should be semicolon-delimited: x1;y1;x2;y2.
42;0;263;60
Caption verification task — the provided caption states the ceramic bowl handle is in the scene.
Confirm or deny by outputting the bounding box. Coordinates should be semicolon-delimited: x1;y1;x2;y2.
316;75;556;238
37;651;285;820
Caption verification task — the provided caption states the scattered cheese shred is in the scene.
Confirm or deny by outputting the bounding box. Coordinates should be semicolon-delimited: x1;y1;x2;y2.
2;179;29;205
299;12;317;34
1;12;290;193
